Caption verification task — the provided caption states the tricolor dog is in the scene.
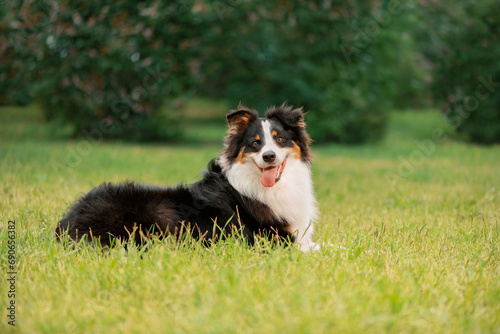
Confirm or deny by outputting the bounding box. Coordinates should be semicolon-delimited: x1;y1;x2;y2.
56;104;319;251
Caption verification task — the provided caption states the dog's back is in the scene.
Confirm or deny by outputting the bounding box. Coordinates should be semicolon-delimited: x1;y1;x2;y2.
56;162;294;246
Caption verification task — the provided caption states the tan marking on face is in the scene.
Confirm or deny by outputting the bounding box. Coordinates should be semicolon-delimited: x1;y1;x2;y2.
272;130;278;137
255;135;260;141
236;147;247;164
285;141;302;160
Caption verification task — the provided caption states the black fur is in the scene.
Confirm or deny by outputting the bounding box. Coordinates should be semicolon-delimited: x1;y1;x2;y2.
55;160;295;247
56;103;309;248
266;104;312;162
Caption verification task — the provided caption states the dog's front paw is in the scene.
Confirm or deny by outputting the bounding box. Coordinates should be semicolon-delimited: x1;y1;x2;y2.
305;243;346;253
300;242;327;252
310;243;323;252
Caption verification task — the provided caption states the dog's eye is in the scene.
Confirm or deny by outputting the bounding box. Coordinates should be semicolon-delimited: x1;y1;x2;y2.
251;141;259;147
276;137;285;143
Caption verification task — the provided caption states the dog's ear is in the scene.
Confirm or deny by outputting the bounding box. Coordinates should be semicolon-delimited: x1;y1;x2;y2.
265;103;306;129
226;104;259;134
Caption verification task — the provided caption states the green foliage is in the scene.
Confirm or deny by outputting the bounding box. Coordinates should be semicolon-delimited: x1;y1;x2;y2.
6;0;203;140
199;0;418;143
7;0;499;144
420;0;500;144
0;48;32;106
0;4;32;105
5;0;422;143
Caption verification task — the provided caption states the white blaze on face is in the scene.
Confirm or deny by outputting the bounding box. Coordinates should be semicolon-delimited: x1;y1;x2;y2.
256;120;287;165
254;120;289;187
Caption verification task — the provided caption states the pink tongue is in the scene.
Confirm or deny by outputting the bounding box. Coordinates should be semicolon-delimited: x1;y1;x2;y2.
261;166;279;187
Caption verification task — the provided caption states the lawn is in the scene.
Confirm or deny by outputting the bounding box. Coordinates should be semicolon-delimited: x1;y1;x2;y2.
0;103;499;333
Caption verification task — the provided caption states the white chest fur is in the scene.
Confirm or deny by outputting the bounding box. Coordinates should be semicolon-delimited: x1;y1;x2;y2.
225;158;317;251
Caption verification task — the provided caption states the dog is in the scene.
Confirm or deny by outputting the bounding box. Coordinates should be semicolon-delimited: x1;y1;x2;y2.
55;103;318;252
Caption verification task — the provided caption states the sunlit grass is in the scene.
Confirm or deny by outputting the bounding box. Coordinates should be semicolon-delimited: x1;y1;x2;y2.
0;104;499;333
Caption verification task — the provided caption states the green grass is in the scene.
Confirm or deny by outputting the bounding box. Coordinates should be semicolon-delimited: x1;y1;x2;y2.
0;104;499;333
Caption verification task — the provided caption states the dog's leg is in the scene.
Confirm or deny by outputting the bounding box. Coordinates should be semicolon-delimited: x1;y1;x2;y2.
294;222;317;252
295;223;338;252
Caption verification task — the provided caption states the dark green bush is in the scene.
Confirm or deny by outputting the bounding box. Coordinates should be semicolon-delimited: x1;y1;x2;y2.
0;5;33;105
199;0;417;143
0;48;32;106
4;0;426;143
420;0;500;144
8;0;203;140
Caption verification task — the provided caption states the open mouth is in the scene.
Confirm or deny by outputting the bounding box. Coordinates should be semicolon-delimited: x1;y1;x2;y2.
255;157;288;188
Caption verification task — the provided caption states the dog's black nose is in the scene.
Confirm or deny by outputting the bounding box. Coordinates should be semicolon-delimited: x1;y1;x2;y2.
262;151;276;163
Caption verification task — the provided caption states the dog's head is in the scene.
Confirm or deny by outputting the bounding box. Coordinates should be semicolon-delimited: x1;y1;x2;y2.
220;103;312;188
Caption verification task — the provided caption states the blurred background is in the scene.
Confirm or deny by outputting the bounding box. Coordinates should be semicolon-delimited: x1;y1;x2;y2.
1;0;499;145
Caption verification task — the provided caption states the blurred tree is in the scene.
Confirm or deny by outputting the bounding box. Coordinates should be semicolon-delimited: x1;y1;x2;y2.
418;0;500;144
0;3;33;105
199;0;418;143
1;0;445;143
5;0;204;140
